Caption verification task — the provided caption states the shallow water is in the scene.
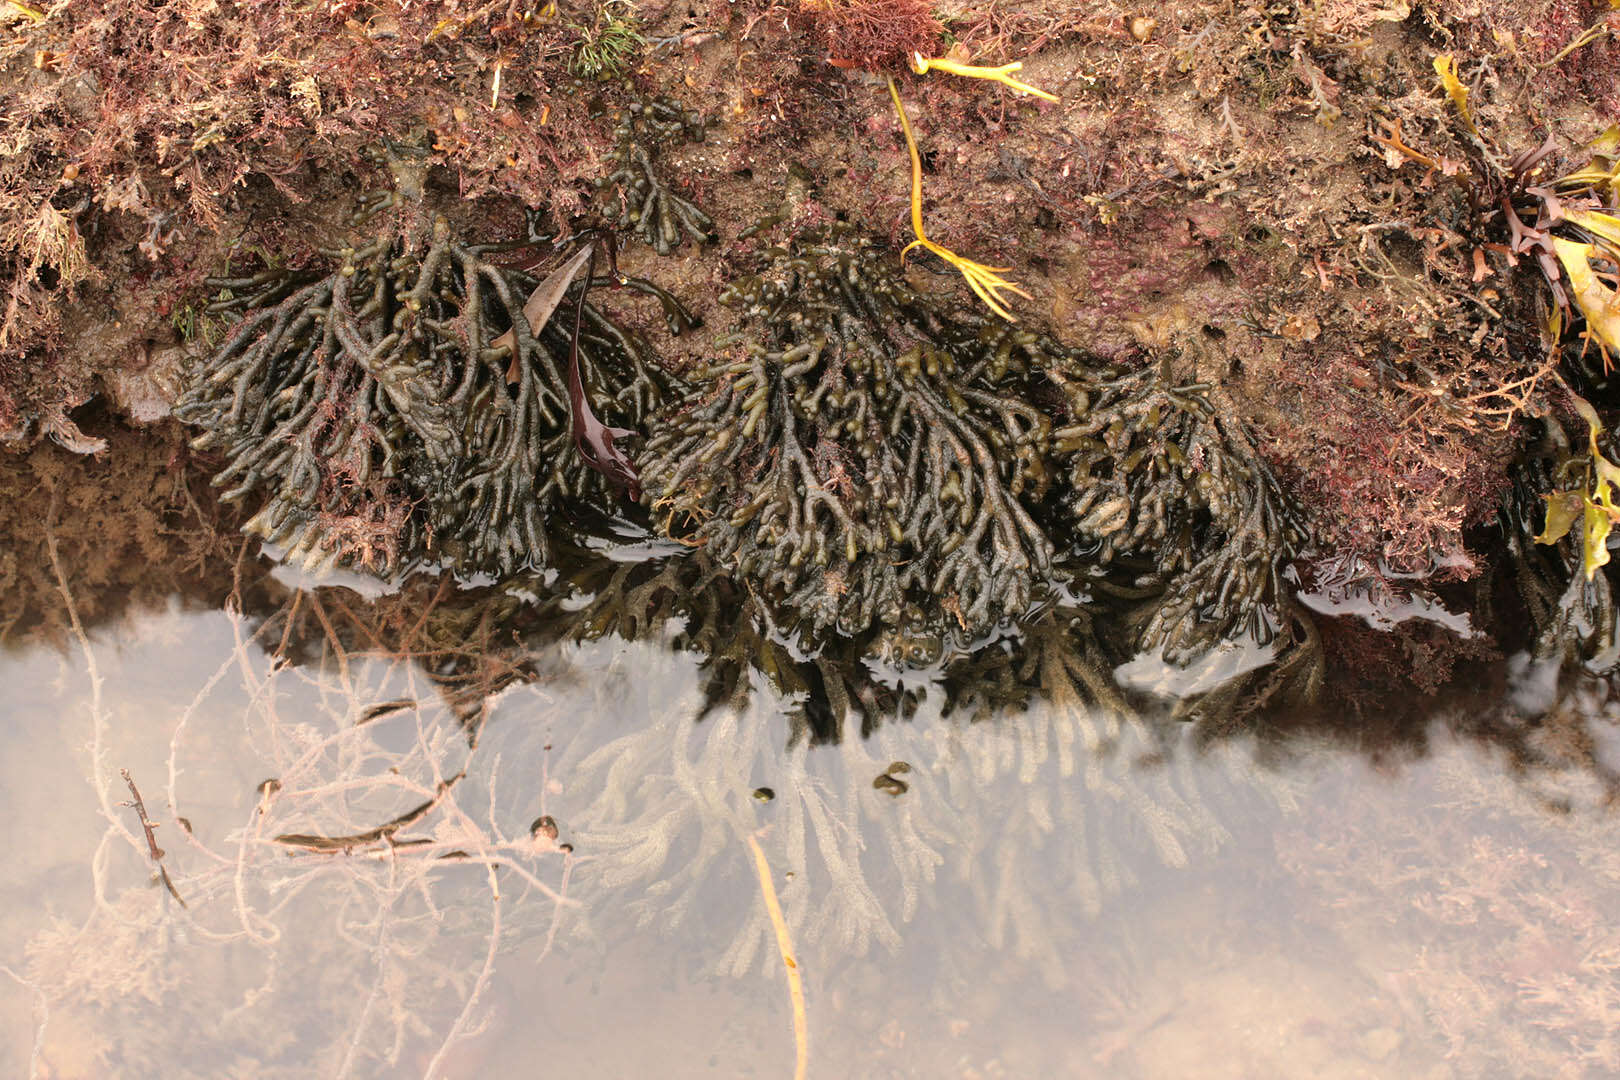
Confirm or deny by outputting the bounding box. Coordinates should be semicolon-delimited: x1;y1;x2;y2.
3;569;1619;1080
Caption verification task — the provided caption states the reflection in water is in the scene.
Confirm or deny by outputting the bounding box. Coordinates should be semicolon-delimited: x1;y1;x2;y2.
2;593;1300;1077
5;424;1620;1077
537;632;1298;988
5;604;573;1078
5;579;1619;1077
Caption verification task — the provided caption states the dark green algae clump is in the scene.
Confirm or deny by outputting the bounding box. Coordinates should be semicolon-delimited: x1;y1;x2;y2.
637;226;1302;658
176;214;1305;684
1051;362;1305;664
176;218;673;578
595;94;716;256
637;227;1057;641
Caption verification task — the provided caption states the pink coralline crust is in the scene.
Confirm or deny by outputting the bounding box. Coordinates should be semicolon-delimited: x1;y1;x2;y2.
1262;345;1516;578
1523;2;1620;115
1050;204;1252;361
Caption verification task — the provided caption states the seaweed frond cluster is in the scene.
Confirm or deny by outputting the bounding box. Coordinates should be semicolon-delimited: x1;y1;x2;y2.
0;0;620;434
176;219;669;577
175;203;1311;707
1052;365;1305;662
637;226;1061;642
596;95;716;255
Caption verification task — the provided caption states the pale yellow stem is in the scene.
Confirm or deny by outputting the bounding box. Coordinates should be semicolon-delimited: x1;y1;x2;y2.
747;832;808;1080
887;77;1030;322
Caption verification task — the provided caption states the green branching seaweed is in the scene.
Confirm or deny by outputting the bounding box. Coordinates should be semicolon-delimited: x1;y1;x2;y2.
637;227;1061;642
570;0;645;82
1050;365;1305;664
176;218;671;577
596;95;716;255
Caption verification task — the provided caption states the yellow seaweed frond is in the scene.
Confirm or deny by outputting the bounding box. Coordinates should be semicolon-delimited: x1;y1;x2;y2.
1581;494;1614;578
887;77;1031;322
1554;127;1620;208
902;237;1031;322
1551;237;1620;367
3;0;45;22
1432;54;1480;138
1537;393;1620;579
1564;208;1620;250
1537;489;1584;545
1556;126;1620;195
1539;18;1614;70
910;52;1059;102
1559;163;1620;200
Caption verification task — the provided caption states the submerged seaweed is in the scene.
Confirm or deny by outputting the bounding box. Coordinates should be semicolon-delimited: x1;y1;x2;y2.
941;598;1322;736
637;227;1062;642
176;219;671;577
564;552;925;742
